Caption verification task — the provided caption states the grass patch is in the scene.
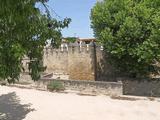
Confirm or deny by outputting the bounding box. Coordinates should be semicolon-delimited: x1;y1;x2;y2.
47;81;65;92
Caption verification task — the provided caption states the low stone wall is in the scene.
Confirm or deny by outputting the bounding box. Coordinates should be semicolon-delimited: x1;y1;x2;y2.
123;78;160;97
14;74;122;96
17;74;160;97
39;79;123;96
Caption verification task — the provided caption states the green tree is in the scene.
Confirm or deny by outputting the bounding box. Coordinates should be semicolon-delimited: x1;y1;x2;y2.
91;0;160;78
0;0;71;83
65;37;77;43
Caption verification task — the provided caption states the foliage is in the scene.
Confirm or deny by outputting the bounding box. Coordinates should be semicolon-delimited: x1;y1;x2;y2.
47;80;65;91
0;0;71;83
91;0;160;77
64;37;77;43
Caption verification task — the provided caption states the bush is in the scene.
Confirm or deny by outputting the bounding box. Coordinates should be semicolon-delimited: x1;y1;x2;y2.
47;81;65;92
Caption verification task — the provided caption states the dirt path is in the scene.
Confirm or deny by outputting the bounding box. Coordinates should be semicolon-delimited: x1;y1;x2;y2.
0;86;160;120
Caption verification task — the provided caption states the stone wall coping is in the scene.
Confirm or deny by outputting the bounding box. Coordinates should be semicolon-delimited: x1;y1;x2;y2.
39;78;122;85
118;77;160;82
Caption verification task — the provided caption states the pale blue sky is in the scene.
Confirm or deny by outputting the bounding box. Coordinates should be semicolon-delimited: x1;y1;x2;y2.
47;0;96;38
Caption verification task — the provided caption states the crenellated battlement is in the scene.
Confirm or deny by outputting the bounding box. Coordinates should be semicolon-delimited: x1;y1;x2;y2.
44;42;103;54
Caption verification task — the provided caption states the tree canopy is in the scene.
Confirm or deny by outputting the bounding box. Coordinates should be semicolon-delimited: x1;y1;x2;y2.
0;0;71;83
91;0;160;78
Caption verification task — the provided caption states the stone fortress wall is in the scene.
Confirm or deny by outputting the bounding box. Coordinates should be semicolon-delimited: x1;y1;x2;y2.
22;36;116;81
43;42;95;80
22;36;115;81
43;42;114;81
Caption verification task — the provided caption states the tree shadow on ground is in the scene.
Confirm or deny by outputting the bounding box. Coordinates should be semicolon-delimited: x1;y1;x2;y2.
0;92;35;120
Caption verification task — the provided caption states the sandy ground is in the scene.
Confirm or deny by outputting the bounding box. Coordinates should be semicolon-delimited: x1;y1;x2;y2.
0;86;160;120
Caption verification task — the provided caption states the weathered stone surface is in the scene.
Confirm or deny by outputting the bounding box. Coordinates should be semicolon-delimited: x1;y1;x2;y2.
43;45;96;80
123;78;160;97
35;78;122;96
22;43;117;81
17;74;123;96
18;74;160;97
56;79;123;96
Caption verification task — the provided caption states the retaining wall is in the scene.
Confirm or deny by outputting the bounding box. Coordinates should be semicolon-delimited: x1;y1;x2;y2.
123;78;160;97
18;74;123;96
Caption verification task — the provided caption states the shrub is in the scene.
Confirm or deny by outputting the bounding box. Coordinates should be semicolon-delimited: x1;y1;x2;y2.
47;81;65;92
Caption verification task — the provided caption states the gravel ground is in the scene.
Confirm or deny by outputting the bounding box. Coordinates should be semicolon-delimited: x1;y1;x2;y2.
0;86;160;120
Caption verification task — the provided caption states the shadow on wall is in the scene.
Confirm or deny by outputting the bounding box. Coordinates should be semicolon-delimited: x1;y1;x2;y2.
122;78;160;97
0;92;35;120
96;50;117;82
